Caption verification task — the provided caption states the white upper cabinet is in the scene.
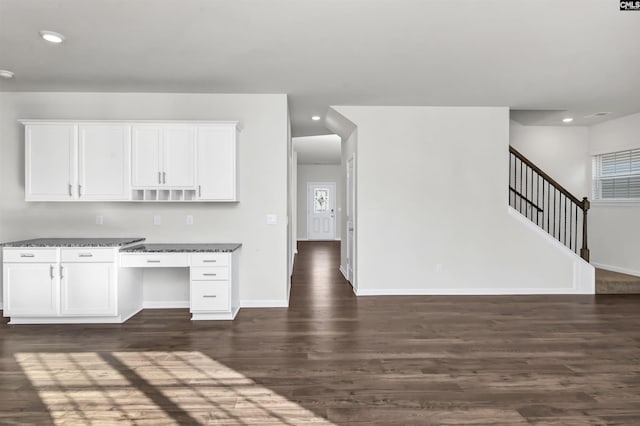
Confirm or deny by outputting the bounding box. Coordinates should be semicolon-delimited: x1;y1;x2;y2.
197;125;237;201
132;126;163;187
22;120;237;202
25;124;76;201
132;125;196;188
78;124;130;200
24;121;130;201
164;126;196;187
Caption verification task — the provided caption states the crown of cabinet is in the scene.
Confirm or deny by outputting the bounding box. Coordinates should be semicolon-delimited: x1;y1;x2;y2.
20;120;239;202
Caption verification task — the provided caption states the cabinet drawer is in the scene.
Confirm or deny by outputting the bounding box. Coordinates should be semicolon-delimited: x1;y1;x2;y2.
191;267;229;281
120;253;189;267
61;248;116;263
190;253;229;267
3;248;57;263
191;281;230;312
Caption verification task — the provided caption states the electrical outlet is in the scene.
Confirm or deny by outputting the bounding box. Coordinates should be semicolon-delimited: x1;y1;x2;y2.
435;263;444;273
153;215;161;225
186;215;194;225
95;215;104;225
266;214;278;225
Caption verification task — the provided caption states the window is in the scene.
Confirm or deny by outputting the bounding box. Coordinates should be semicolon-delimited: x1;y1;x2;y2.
313;188;329;213
592;148;640;200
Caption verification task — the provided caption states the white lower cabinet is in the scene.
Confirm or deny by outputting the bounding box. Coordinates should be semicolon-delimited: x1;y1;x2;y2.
3;262;58;316
60;262;116;316
2;247;124;323
189;253;239;320
190;281;230;312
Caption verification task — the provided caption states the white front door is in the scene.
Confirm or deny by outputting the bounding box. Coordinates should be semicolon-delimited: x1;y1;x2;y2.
307;182;336;240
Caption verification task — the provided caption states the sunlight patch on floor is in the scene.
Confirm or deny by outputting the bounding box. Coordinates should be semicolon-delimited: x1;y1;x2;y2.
15;351;335;425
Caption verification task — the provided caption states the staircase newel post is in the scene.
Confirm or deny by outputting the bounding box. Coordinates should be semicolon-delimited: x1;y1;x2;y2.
580;197;590;262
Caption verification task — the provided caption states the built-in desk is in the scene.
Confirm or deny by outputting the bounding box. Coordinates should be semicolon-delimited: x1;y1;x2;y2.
120;244;241;321
2;239;241;324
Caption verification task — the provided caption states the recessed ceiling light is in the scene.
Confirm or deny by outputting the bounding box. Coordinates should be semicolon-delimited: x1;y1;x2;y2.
311;116;321;121
562;117;573;123
40;30;65;44
0;69;14;79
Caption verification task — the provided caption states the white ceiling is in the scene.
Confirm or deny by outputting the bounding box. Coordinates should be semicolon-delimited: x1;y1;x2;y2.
1;0;639;136
293;135;341;165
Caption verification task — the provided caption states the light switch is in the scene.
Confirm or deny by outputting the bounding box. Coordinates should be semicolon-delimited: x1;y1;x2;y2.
186;215;194;225
153;215;162;225
95;215;104;225
266;214;278;225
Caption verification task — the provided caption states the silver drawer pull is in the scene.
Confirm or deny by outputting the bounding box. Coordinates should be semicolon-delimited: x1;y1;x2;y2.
79;253;93;257
147;260;161;263
203;273;217;276
202;295;217;298
20;253;35;257
202;259;217;263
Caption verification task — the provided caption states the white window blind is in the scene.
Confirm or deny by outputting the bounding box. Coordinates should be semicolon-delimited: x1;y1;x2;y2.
592;148;640;200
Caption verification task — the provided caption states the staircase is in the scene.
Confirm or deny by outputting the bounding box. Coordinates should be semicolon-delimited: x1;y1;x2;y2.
509;146;590;261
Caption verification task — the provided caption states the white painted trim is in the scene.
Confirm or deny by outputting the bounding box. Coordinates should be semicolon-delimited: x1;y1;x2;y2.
356;287;594;296
297;238;309;241
143;301;190;309
592;262;640;278
240;299;289;308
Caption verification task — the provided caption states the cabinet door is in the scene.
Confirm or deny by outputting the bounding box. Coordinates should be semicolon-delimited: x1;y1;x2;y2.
131;126;162;187
78;124;130;200
3;263;58;316
196;126;236;200
60;263;116;316
164;126;195;187
25;124;76;201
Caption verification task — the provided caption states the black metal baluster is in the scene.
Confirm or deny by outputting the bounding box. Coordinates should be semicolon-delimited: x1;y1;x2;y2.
575;204;579;255
564;195;567;247
569;200;573;250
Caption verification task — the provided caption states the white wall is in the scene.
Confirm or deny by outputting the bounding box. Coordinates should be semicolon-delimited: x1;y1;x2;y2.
296;164;343;240
333;106;593;294
509;120;590;197
0;92;289;306
589;112;640;276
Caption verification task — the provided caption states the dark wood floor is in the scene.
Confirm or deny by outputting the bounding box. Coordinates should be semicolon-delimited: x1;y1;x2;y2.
2;241;640;425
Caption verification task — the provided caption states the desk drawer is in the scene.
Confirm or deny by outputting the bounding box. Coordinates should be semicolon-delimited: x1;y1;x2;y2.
61;248;116;263
191;281;230;312
190;253;229;267
120;253;190;267
3;248;57;263
191;267;229;281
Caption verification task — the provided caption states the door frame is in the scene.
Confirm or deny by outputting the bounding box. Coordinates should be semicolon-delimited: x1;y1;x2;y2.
346;153;357;291
306;181;337;240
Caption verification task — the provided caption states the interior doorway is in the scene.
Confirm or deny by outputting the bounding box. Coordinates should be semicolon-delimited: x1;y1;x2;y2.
307;182;336;240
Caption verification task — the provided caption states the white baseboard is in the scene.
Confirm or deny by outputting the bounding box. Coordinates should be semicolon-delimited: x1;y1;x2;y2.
592;262;640;278
240;299;289;308
143;301;190;309
298;238;341;242
355;287;594;296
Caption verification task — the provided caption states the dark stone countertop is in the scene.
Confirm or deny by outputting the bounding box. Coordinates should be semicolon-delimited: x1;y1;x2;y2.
2;238;145;248
120;243;242;253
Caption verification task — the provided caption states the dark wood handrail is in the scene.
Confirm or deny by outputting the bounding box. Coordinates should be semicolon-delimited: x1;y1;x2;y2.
509;187;543;213
509;146;585;209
